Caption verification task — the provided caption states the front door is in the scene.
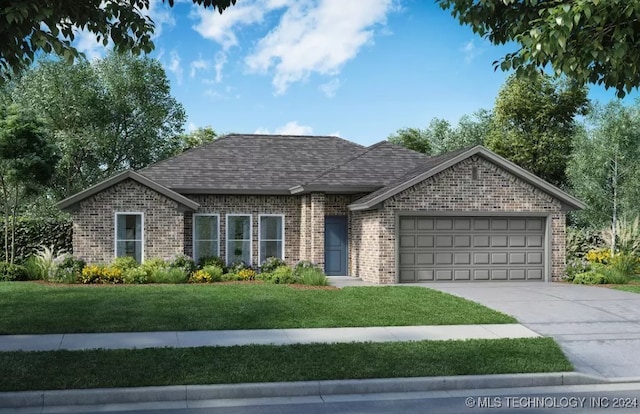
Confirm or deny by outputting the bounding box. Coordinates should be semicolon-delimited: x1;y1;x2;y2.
324;216;348;276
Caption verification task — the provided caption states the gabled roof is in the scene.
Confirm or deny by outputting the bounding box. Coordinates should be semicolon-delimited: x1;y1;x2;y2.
138;134;365;194
290;141;431;193
57;170;200;212
348;145;586;211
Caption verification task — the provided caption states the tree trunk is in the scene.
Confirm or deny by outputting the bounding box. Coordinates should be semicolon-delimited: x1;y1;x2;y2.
611;157;618;256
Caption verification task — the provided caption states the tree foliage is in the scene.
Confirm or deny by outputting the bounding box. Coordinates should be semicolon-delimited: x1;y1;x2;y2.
0;104;58;263
567;101;640;235
437;0;640;97
177;126;218;153
486;73;589;187
388;110;491;155
10;53;186;198
0;0;237;77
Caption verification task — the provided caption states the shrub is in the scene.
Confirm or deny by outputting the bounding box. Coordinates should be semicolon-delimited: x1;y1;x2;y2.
123;267;149;284
201;265;223;282
0;262;28;281
53;254;85;284
296;267;329;286
609;253;639;277
566;227;603;262
585;248;611;265
221;272;243;281
294;260;321;275
169;254;196;275
0;216;72;263
111;256;139;272
238;268;256;281
564;258;589;282
140;258;167;276
257;265;295;284
149;267;188;284
572;271;607;285
260;257;287;273
601;267;629;285
198;255;225;269
34;245;67;281
22;256;43;280
227;261;250;274
189;269;214;283
602;216;640;256
80;265;123;284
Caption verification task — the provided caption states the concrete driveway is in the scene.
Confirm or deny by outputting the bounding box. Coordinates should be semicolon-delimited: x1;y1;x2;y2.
422;282;640;380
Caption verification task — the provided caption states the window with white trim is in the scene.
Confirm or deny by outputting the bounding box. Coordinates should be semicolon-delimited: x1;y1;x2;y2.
226;214;251;265
259;215;284;264
115;213;143;263
193;214;219;264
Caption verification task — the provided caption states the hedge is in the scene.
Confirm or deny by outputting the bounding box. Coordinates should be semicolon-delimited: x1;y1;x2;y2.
0;217;72;263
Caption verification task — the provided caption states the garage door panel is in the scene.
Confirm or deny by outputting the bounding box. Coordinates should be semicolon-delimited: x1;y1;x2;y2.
398;216;546;283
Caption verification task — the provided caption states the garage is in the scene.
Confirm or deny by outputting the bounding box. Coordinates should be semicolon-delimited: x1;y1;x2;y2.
398;216;546;282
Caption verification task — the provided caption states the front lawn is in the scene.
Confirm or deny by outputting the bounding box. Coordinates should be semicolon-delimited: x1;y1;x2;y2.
0;337;571;391
0;283;515;334
613;285;640;294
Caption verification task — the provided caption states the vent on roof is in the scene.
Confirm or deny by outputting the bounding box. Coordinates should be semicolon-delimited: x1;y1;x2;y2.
472;166;479;181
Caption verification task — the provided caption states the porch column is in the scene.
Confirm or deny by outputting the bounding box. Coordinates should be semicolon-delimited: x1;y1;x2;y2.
310;192;325;266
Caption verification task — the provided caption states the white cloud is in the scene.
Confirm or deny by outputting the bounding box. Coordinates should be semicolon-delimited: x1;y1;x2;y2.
146;0;176;39
329;130;341;137
461;39;486;64
319;78;340;98
167;50;184;84
73;29;108;61
190;56;210;78
187;122;198;132
255;121;313;135
246;0;394;95
214;51;227;82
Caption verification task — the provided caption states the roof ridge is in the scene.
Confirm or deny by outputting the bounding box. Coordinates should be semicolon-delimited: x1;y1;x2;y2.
302;140;389;185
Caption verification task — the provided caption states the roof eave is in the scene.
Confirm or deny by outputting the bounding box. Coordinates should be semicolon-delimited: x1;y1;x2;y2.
57;170;200;212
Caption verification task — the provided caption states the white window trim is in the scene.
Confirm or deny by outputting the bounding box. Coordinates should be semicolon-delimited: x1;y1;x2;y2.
226;214;252;265
258;214;285;264
114;212;144;262
193;213;220;262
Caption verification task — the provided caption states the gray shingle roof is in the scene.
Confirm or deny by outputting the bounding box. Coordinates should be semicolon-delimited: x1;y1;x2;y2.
139;134;366;193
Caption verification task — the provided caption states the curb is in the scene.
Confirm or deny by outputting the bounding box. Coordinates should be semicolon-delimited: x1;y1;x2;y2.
0;372;612;409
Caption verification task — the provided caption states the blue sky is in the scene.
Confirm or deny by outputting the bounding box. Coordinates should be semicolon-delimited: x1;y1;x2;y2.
76;0;637;146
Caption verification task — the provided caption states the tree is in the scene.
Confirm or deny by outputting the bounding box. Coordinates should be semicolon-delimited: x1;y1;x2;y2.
0;0;236;77
11;53;186;198
177;126;218;153
567;101;640;252
486;73;589;187
0;104;58;263
388;110;491;155
437;0;640;97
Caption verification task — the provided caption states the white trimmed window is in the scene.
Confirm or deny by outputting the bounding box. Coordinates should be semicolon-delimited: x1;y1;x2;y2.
259;214;284;264
115;213;143;263
226;214;251;265
193;214;220;263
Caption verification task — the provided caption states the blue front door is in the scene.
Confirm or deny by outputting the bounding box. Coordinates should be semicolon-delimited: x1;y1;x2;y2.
324;216;348;276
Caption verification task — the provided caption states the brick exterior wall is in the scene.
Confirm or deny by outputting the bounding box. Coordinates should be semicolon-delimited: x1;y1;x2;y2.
184;195;302;267
352;156;565;284
71;179;184;263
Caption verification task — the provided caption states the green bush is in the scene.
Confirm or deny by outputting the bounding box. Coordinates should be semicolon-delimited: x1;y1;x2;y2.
201;265;223;282
260;257;287;273
221;272;243;282
572;271;607;285
169;254;196;275
33;245;68;281
140;258;167;276
198;255;225;269
0;262;28;281
296;267;329;286
227;261;251;274
150;267;188;284
80;265;123;284
564;258;589;282
123;267;149;284
53;255;85;283
257;265;295;284
22;256;43;280
0;216;72;264
111;256;139;272
609;253;639;277
601;267;629;284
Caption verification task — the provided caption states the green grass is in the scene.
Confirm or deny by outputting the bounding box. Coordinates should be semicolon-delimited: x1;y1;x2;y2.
0;283;515;334
613;285;640;293
0;338;571;391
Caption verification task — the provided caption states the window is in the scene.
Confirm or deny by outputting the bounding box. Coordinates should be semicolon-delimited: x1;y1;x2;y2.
193;214;219;263
115;213;143;263
226;214;251;265
259;215;284;264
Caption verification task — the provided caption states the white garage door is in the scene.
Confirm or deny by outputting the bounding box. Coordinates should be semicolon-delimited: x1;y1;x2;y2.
398;216;546;282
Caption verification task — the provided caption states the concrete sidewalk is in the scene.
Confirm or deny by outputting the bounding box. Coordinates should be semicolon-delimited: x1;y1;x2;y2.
0;324;539;352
